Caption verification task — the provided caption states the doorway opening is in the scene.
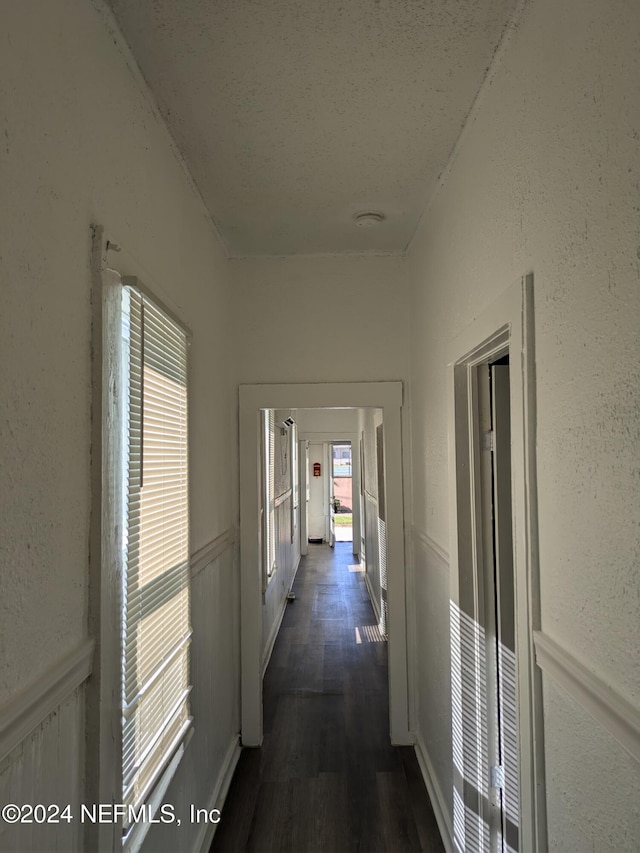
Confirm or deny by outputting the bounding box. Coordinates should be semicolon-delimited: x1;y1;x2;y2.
331;441;353;543
239;382;409;749
476;352;519;853
447;276;546;853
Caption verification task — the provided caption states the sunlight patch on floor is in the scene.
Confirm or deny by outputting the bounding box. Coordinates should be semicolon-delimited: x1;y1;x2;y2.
355;624;386;644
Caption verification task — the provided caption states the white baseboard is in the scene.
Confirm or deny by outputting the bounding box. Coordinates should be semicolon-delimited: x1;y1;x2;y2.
290;550;301;590
261;550;302;677
261;553;301;677
261;595;287;677
414;731;455;853
363;570;382;624
194;734;242;853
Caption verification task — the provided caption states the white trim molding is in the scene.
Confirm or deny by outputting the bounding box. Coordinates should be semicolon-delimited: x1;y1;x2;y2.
534;631;640;763
364;571;382;624
261;596;288;677
261;552;302;677
410;526;449;738
190;527;236;579
412;526;449;569
274;488;293;509
0;638;94;761
195;734;242;853
414;732;455;853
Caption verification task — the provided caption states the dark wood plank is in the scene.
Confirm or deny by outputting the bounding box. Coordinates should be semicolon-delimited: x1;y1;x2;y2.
211;542;445;853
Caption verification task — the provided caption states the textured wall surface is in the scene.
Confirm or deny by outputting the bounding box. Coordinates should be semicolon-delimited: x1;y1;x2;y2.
0;1;237;849
543;677;640;852
0;0;233;700
3;0;638;849
407;0;640;847
411;534;453;834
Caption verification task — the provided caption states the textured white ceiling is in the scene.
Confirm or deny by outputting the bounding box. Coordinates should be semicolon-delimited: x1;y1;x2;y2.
108;0;519;257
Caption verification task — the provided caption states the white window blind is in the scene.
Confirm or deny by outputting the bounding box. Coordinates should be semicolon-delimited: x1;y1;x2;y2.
263;409;276;587
122;286;192;815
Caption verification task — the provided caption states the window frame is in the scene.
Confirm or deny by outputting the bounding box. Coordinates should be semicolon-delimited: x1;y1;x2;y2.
89;244;193;852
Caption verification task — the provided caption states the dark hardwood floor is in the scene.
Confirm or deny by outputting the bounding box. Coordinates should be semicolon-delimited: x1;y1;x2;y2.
211;542;444;853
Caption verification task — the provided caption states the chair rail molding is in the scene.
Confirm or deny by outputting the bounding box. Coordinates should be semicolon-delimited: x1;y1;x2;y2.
190;526;236;579
534;631;640;763
412;525;449;569
0;638;94;761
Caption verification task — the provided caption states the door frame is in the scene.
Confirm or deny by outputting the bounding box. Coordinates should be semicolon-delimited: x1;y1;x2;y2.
299;438;309;556
300;432;361;556
446;275;547;851
239;382;409;746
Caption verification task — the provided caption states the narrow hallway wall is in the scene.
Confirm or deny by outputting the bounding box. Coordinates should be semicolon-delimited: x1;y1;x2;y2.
0;2;238;851
406;0;640;849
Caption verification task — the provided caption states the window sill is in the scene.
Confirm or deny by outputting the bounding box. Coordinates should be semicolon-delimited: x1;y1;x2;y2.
123;725;193;853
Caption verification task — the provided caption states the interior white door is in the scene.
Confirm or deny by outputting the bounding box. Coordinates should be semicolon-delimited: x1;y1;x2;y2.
308;442;326;541
480;361;519;853
491;363;519;853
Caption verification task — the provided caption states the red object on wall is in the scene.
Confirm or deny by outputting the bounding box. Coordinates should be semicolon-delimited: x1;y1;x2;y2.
313;462;321;477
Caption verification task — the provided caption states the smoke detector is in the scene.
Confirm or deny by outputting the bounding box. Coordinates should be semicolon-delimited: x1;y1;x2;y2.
354;211;385;228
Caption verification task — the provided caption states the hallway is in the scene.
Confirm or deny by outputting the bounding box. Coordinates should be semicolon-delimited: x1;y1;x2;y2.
211;543;443;853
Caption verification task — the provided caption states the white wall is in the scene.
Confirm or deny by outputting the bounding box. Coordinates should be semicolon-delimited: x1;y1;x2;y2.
295;408;359;434
231;255;411;680
358;408;385;624
307;442;328;540
230;254;410;384
0;2;238;850
407;0;640;849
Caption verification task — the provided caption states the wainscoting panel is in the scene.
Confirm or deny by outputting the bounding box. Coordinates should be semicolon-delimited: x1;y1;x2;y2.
261;495;301;674
0;538;239;853
142;529;241;852
364;491;381;619
534;631;640;764
410;526;454;851
0;686;85;852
